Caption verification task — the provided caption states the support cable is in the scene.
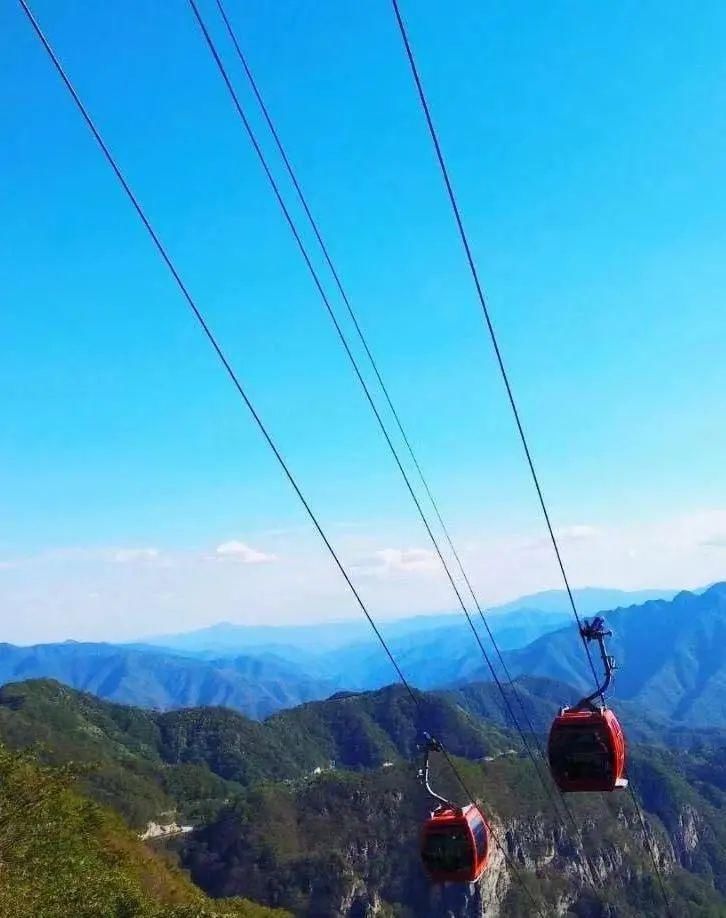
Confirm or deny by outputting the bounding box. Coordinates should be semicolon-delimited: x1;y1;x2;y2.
627;783;674;917
16;3;546;913
187;0;538;755
390;2;673;911
390;0;602;697
209;0;598;886
214;0;542;749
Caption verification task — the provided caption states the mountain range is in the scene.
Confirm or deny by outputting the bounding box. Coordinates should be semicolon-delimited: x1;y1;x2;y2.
0;641;335;719
0;586;683;720
139;586;673;660
1;583;724;732
2;676;725;916
5;580;725;914
496;582;726;727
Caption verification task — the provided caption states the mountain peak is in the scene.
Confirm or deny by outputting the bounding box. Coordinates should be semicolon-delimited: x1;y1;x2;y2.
702;581;726;597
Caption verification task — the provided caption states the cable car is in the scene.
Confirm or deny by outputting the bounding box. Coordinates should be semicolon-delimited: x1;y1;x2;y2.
421;803;489;882
417;734;489;882
547;617;628;793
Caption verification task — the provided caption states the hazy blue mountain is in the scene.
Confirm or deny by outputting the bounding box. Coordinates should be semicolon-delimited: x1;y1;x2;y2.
493;586;676;615
468;582;726;727
0;586;682;718
0;642;334;719
138;613;473;657
137;586;675;682
300;587;675;690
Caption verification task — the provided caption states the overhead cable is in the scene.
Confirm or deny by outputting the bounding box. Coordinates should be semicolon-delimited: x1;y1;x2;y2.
206;0;598;883
189;0;574;835
16;3;546;912
390;0;603;697
390;2;674;911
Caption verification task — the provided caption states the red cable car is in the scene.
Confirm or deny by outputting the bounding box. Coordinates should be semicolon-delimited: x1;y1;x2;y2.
547;617;628;793
418;734;489;883
549;706;627;793
421;803;489;882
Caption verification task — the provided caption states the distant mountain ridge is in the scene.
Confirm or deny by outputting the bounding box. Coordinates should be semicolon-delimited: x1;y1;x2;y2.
0;642;334;719
131;586;677;694
0;585;696;720
487;582;726;727
139;586;674;657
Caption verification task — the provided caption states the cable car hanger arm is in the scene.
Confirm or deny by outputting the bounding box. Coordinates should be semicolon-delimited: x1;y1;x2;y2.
576;617;616;710
418;733;456;809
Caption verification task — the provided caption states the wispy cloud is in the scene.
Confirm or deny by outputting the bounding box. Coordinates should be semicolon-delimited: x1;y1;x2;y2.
0;547;163;567
353;547;439;577
3;510;726;644
556;525;601;541
524;524;601;551
113;548;160;563
214;540;277;564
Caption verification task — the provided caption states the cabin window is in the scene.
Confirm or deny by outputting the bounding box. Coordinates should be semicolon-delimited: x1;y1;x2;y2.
471;818;487;860
421;829;473;873
550;724;612;781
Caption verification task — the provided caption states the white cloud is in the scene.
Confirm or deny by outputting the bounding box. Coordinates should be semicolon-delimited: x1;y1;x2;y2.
354;547;439;577
214;540;276;564
524;524;601;551
4;510;726;644
698;534;726;548
113;548;160;563
556;525;601;542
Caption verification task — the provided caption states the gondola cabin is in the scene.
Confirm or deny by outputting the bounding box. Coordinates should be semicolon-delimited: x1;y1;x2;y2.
548;706;627;793
420;803;489;883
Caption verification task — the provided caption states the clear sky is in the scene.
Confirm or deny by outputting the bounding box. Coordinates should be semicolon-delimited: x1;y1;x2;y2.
2;0;726;643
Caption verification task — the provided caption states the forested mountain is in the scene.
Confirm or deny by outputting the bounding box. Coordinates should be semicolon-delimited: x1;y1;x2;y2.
181;746;726;917
0;743;286;918
493;583;726;727
0;678;503;782
0;641;334;718
2;677;726;915
0;587;678;717
0;679;511;827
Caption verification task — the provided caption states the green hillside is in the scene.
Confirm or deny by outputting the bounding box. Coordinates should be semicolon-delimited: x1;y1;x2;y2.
0;679;241;827
0;744;287;918
180;748;726;917
501;584;726;728
2;677;726;916
0;679;513;828
264;685;513;769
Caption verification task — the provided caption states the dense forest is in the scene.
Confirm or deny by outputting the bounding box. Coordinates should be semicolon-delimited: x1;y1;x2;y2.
0;742;285;918
1;678;726;915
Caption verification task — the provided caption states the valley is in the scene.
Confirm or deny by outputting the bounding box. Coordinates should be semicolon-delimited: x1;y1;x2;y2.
1;670;725;915
1;586;725;915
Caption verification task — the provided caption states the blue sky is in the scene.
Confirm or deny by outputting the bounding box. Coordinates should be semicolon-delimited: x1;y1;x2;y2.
3;1;726;642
